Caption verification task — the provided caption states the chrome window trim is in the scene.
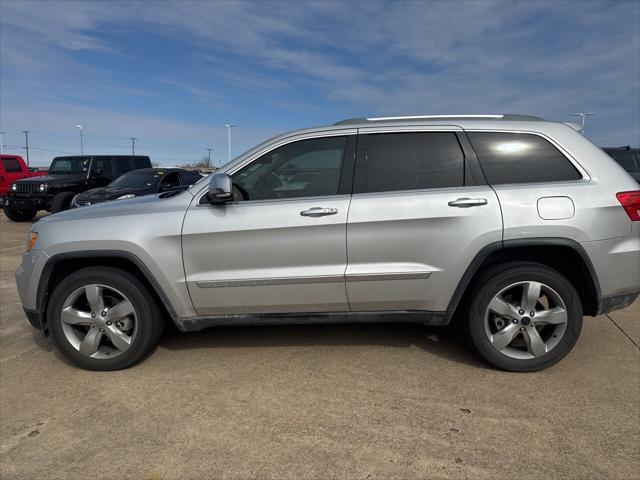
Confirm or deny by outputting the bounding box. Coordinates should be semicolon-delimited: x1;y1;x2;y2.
464;128;592;183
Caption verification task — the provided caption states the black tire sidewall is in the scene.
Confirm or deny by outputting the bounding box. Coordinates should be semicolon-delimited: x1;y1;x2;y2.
466;264;583;372
48;267;162;370
51;192;75;213
3;206;37;221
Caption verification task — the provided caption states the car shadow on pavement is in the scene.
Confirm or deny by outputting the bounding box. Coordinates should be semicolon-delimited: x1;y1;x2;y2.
158;321;487;369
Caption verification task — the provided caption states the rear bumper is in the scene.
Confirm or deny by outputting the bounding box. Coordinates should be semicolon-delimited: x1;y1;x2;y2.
598;289;640;315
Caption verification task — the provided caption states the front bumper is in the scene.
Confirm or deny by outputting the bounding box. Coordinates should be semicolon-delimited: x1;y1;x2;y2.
16;248;49;332
5;194;50;210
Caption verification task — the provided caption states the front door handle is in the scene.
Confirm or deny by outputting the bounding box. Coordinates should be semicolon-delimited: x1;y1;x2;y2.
448;197;488;208
300;207;338;217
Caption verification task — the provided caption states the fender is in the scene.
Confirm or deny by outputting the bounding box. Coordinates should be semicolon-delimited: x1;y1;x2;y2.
445;237;603;318
33;250;178;333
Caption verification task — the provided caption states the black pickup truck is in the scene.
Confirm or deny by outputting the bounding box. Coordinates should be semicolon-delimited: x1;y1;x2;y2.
4;155;151;221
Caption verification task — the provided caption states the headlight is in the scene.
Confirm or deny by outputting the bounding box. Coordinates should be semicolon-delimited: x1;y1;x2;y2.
27;232;38;251
117;194;135;200
11;184;17;191
70;194;79;208
38;183;47;192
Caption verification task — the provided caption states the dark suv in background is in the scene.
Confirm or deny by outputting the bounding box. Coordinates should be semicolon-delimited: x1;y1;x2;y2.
4;155;151;221
603;146;640;183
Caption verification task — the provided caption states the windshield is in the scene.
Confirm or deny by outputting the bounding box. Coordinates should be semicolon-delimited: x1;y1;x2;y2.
49;156;90;174
110;170;163;188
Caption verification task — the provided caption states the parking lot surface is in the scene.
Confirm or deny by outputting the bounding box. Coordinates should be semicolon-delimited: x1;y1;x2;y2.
1;213;638;479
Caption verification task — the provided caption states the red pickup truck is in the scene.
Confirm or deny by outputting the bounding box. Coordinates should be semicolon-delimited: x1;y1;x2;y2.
0;154;47;205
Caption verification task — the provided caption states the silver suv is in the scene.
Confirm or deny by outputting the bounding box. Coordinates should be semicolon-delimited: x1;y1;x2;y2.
15;115;640;371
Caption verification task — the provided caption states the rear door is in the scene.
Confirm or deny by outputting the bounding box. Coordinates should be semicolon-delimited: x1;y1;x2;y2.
345;126;502;312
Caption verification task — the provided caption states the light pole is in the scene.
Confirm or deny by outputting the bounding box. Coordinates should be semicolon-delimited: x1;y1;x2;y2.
22;130;30;166
571;113;596;135
76;124;84;155
205;148;213;167
130;137;137;156
224;124;236;163
0;130;5;155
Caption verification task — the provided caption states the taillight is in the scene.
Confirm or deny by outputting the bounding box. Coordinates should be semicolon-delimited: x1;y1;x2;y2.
616;191;640;221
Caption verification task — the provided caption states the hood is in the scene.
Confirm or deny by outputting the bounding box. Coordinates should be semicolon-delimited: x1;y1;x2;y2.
15;173;86;185
78;185;151;201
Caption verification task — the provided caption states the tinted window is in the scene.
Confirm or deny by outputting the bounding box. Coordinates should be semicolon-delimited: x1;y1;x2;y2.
180;171;202;185
110;170;162;188
134;157;151;169
49;157;90;174
467;132;582;185
363;132;464;193
159;171;180;189
2;158;22;172
91;158;114;176
605;150;639;173
115;158;132;174
233;136;347;201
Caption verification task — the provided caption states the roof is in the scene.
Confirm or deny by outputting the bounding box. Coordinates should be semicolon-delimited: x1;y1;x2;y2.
334;114;545;126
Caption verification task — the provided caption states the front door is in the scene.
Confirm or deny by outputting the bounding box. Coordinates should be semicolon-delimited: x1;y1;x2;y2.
182;133;356;315
345;127;503;312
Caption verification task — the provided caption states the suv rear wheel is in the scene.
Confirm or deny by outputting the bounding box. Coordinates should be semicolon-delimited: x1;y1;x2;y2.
464;262;582;372
48;267;164;370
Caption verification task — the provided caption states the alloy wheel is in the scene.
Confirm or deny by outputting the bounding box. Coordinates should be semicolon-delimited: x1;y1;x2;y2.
484;281;568;360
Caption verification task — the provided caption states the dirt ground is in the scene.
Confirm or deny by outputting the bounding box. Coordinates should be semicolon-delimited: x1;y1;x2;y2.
1;212;638;480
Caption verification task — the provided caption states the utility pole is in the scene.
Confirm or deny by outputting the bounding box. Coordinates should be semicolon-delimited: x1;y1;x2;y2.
130;137;137;156
571;113;596;135
76;124;83;155
224;124;236;163
22;130;30;166
205;148;213;167
0;130;5;155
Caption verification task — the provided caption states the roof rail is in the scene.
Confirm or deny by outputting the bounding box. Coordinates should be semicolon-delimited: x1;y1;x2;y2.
334;114;545;125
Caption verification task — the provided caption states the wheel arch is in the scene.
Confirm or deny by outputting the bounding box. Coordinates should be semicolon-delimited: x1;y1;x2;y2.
36;251;177;334
448;238;602;321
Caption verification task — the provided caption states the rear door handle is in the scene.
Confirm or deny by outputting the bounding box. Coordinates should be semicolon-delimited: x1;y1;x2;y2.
448;197;488;208
300;207;338;217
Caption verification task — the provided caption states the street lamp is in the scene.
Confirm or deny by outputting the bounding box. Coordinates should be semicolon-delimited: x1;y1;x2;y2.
571;113;596;135
0;130;5;155
76;124;84;155
224;124;236;163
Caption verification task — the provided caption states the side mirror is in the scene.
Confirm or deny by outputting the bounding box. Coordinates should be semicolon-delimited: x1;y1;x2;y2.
206;173;233;204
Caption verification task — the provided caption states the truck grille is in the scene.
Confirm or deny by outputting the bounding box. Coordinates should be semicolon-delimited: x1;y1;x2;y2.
14;183;40;194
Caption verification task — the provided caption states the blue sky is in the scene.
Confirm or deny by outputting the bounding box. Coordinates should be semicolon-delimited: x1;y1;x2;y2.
1;0;638;167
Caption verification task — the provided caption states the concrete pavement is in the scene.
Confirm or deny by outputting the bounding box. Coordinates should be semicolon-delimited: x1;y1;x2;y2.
1;213;638;479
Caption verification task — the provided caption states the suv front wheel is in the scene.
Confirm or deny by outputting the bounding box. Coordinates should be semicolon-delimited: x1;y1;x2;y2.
465;262;583;372
48;267;164;370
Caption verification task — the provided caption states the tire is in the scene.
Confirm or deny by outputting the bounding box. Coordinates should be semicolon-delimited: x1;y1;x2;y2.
3;206;37;222
48;267;164;370
50;191;75;213
464;262;582;372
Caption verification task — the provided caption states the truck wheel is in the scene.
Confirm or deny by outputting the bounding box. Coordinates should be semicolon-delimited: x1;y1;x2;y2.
48;267;164;371
51;192;76;213
464;262;582;372
3;206;37;222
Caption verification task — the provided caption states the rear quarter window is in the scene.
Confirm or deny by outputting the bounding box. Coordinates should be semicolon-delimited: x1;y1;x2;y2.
467;132;582;185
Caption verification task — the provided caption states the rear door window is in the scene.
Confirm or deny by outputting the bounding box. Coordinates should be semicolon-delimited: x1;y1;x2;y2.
91;158;114;177
467;132;582;185
359;132;465;193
